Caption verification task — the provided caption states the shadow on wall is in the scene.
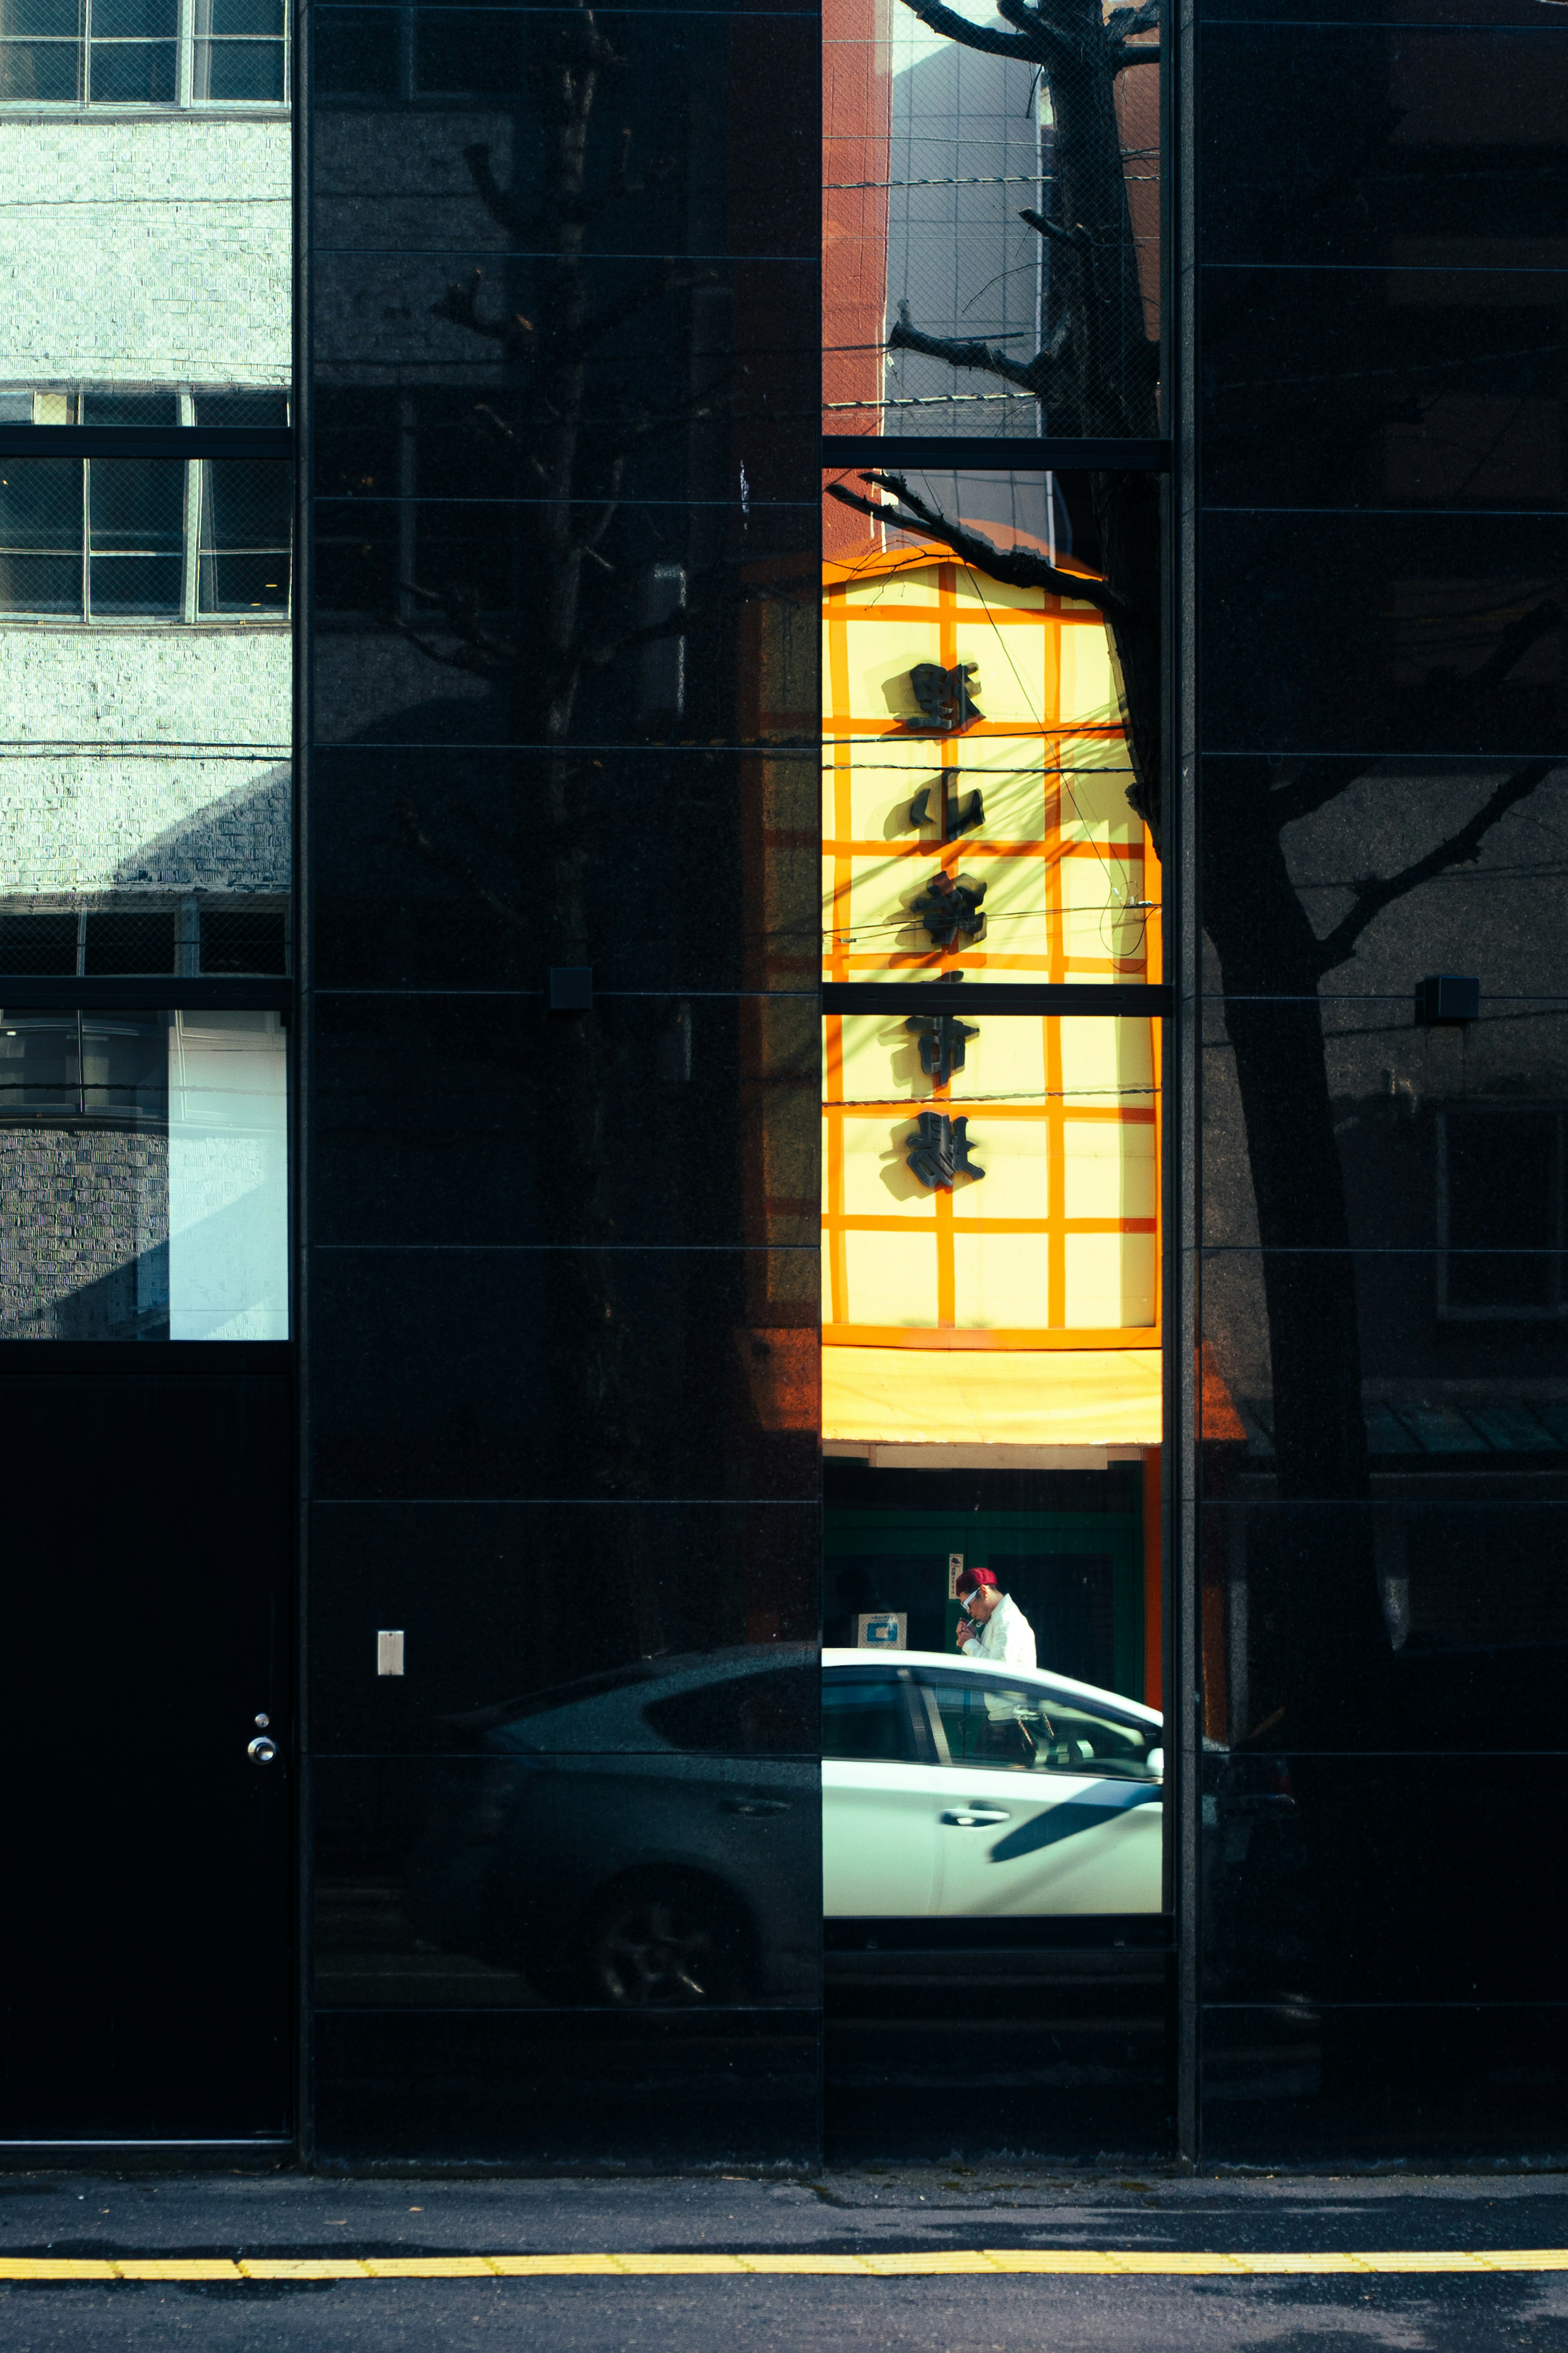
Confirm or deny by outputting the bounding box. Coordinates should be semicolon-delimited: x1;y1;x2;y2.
111;765;291;893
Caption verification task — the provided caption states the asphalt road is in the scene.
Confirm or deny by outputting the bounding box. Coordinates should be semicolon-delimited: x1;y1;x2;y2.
2;2168;1566;2351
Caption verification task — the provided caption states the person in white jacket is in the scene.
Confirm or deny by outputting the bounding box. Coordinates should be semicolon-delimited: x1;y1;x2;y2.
955;1567;1036;1671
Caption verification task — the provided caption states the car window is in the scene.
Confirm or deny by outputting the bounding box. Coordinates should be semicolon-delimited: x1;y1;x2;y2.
641;1665;817;1754
927;1676;1158;1779
821;1674;912;1762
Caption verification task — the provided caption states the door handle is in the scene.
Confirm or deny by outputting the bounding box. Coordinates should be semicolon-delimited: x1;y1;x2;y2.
247;1736;278;1765
940;1807;1011;1827
722;1798;791;1816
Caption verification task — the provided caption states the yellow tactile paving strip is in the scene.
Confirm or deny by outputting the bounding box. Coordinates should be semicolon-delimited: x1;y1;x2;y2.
3;2249;1567;2282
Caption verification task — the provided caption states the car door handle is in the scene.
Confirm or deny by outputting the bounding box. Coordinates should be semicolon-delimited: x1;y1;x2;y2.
940;1807;1011;1828
722;1798;791;1817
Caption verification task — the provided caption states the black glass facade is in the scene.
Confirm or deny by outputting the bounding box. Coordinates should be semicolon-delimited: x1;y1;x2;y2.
0;0;1564;2179
300;0;823;2161
1185;0;1568;2161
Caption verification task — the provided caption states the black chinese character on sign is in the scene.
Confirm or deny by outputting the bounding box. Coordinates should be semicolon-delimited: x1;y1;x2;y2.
905;1004;979;1086
906;662;983;734
905;1112;986;1191
909;869;987;947
907;780;985;836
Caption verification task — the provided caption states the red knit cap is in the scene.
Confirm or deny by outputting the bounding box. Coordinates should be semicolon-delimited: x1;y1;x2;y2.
958;1567;998;1595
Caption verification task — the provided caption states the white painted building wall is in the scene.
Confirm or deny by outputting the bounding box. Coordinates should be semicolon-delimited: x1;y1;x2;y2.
0;109;291;906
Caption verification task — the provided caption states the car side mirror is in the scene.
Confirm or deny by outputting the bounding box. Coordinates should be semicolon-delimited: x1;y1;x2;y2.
1147;1747;1164;1780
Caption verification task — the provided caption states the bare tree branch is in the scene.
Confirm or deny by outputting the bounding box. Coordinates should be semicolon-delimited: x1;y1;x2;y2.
896;0;1039;61
1018;207;1090;250
432;270;535;360
1428;595;1565;709
888;300;1056;393
1314;761;1555;975
1105;0;1158;37
825;471;1130;619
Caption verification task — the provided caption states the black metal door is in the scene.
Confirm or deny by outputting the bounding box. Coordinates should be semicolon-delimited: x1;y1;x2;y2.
0;1371;292;2141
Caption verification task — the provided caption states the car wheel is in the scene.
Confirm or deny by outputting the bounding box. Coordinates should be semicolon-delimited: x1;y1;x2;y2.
581;1878;752;2007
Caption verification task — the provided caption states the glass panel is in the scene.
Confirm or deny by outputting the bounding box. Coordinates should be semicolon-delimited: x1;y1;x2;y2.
0;1011;82;1113
82;908;178;974
928;1670;1160;1778
80;388;179;428
90;0;175;34
824;0;1161;444
198;458;291;613
87;456;183;617
194;388;288;429
820;1671;914;1761
0;0;79;31
0;457;81;547
167;1010;287;1339
0;1009;287;1340
0;38;77;95
821;482;1160;989
86;36;175;97
87;553;182;616
87;456;183;550
198;902;286;974
824;1010;1157;1340
0;912;78;972
0;456;81;616
194;36;283;99
200;0;283;31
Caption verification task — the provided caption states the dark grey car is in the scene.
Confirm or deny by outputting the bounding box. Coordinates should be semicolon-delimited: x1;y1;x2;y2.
405;1648;820;2006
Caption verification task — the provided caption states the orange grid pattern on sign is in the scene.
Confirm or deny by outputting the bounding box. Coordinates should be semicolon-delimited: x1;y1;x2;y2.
822;536;1160;1349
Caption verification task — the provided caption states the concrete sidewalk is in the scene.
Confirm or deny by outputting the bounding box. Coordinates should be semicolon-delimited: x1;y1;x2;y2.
0;2167;1564;2350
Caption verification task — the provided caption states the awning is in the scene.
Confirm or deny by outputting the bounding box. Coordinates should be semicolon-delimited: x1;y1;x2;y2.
822;1344;1162;1465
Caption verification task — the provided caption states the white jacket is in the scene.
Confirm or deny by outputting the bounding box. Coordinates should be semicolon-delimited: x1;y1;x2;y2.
959;1590;1036;1672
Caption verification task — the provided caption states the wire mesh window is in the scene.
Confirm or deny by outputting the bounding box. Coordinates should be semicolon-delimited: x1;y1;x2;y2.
198;457;291;614
192;0;284;99
199;904;286;974
824;0;1160;443
89;457;185;617
0;388;291;620
0;905;290;975
0;0;287;100
82;910;179;974
0;456;82;614
0;912;78;973
0;1010;288;1340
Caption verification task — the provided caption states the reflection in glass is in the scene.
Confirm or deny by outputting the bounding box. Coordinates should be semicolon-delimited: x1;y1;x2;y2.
821;1655;1162;1918
821;536;1158;987
371;1651;822;2008
825;0;1160;443
0;1009;287;1339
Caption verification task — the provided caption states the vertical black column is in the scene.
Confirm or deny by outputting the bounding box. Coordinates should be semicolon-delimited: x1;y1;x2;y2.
300;0;822;2162
1189;0;1568;2159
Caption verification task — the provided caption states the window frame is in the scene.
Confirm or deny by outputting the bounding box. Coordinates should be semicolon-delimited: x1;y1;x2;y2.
820;1663;928;1765
0;0;289;109
912;1664;1161;1779
0;384;292;628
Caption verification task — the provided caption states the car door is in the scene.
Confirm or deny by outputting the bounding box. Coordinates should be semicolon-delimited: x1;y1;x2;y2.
821;1667;942;1916
918;1672;1163;1918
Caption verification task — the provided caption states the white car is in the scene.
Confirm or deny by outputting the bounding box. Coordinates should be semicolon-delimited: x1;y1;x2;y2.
822;1649;1164;1919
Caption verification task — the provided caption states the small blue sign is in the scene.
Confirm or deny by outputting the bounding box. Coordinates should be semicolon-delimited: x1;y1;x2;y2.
857;1611;907;1650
